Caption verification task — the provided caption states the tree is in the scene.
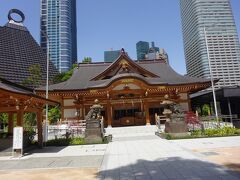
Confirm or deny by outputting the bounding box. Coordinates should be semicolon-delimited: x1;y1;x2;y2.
0;113;8;131
82;57;92;63
48;106;61;124
53;64;78;83
202;104;211;116
22;64;42;88
23;113;37;133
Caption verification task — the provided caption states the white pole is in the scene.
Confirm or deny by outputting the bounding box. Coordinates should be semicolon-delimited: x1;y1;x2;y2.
203;27;219;125
42;31;49;143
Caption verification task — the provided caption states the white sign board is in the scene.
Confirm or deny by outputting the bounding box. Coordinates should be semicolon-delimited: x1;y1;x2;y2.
13;127;23;149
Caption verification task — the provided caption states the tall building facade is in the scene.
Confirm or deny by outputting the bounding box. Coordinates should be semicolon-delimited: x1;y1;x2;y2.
40;0;77;72
104;50;121;62
136;41;149;60
180;0;240;88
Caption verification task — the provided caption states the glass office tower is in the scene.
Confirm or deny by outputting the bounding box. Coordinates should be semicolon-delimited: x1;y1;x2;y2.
180;0;240;88
40;0;77;72
136;41;150;60
104;50;121;62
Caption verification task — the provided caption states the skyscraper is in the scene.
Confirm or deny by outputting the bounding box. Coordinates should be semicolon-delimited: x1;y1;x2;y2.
180;0;240;88
40;0;77;72
104;49;121;62
136;41;149;60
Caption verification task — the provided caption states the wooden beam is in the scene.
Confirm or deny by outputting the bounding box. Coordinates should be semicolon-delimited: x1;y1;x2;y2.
8;112;14;134
17;108;24;126
144;100;150;125
107;101;112;127
0;106;41;113
187;93;192;111
0;106;18;112
37;110;43;148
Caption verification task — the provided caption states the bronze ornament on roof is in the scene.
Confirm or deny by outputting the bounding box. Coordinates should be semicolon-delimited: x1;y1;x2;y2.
8;9;25;23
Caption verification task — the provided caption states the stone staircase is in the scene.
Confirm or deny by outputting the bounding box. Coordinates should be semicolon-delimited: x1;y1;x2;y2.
105;125;158;141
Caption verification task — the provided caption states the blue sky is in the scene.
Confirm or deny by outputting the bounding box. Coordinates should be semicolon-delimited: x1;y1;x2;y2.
0;0;239;75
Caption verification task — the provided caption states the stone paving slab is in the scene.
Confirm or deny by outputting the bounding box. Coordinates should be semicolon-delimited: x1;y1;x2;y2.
170;136;240;150
98;134;240;180
0;155;103;170
0;144;107;161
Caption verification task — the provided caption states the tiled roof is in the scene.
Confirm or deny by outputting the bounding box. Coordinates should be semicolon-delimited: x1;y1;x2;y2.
0;22;58;88
0;77;59;105
0;77;34;95
38;55;211;91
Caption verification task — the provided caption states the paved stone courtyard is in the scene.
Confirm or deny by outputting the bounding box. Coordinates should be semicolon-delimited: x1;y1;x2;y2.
98;135;240;180
0;126;240;180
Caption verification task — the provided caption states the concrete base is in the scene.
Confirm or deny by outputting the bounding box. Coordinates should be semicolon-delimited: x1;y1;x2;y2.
166;132;190;138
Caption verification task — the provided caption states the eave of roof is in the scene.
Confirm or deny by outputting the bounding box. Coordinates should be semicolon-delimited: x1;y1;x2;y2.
0;78;58;105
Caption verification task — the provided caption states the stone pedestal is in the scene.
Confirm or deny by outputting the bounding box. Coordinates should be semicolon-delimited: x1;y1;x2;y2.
85;119;103;144
165;121;188;134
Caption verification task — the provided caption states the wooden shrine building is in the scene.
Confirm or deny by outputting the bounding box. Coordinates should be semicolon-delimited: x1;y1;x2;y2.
37;50;212;127
0;78;58;146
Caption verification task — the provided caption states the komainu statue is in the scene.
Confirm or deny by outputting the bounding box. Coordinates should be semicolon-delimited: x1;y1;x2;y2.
85;99;103;143
85;99;103;122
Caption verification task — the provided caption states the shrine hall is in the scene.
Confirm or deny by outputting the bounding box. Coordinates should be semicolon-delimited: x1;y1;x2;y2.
37;49;212;127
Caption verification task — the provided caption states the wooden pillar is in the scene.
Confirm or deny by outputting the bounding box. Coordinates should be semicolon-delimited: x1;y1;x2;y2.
37;110;43;148
82;103;85;119
61;96;64;122
187;93;192;111
107;101;112;127
17;108;24;126
144;101;150;125
8;112;14;134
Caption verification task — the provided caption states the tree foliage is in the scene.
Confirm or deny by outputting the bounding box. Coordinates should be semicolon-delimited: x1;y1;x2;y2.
202;104;211;116
48;106;61;124
53;64;78;83
82;57;92;63
0;113;8;124
22;64;42;88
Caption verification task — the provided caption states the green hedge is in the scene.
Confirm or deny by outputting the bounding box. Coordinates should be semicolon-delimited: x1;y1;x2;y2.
46;137;109;146
163;127;240;140
46;138;85;146
192;127;239;137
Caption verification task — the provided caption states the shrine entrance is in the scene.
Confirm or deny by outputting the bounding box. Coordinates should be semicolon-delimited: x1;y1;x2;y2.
112;102;146;127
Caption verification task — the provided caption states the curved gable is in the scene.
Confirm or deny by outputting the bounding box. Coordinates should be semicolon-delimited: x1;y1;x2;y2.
91;49;159;81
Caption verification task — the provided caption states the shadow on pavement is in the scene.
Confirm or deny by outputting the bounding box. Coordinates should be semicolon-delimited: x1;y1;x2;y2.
0;137;12;152
23;146;67;157
30;146;67;153
98;157;240;180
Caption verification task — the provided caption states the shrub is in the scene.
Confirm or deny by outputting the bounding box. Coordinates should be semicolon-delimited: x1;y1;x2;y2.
204;128;219;136
203;127;236;136
69;137;85;145
0;132;8;139
164;127;240;140
165;134;172;140
46;137;109;146
46;137;85;146
191;130;202;136
235;128;240;135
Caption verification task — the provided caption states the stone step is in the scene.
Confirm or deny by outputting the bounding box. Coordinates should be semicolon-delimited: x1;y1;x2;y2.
105;125;158;138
